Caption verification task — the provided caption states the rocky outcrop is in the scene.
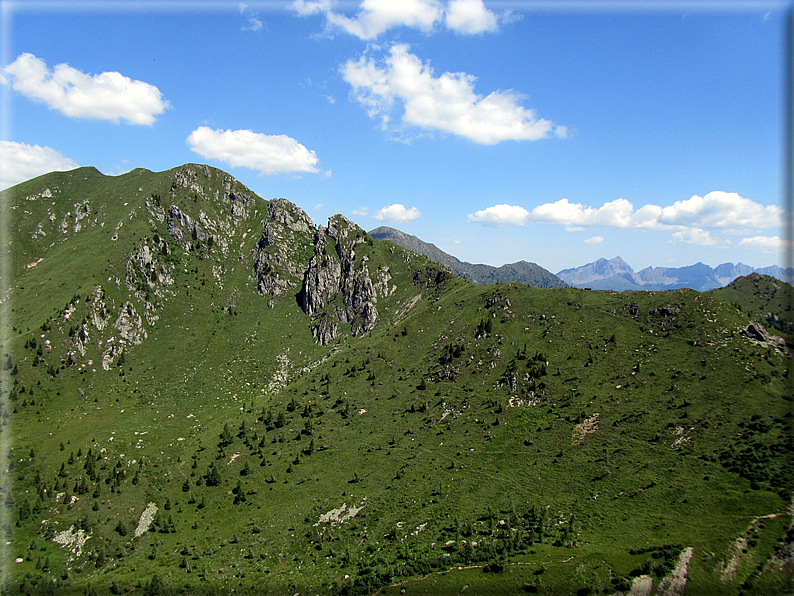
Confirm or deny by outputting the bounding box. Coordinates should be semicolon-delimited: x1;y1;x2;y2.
310;313;339;346
252;199;316;296
300;229;342;314
298;215;388;345
90;286;113;331
114;302;147;345
167;204;209;246
742;322;790;357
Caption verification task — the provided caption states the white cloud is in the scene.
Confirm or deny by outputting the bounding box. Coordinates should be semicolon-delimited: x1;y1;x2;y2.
341;44;560;144
291;0;332;16
292;0;513;38
530;197;656;228
468;204;529;226
293;0;443;39
669;228;727;247
373;203;421;222
738;235;792;253
584;236;604;244
529;192;782;231
352;207;369;217
331;0;442;39
0;141;79;190
186;127;321;176
3;53;169;125
445;0;499;34
239;3;263;31
659;191;782;229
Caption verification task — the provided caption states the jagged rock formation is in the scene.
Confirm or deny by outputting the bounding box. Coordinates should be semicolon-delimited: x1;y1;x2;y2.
300;216;389;344
250;206;405;345
253;198;316;296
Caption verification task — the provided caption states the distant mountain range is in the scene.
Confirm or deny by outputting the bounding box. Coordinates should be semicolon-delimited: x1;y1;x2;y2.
369;226;568;288
556;256;793;292
368;226;791;293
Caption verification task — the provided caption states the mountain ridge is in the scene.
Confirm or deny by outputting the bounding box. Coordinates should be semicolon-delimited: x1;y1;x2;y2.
369;226;567;288
557;256;793;291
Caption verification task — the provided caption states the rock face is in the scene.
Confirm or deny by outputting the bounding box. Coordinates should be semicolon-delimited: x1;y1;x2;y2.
251;202;393;345
299;215;387;345
253;199;315;296
162;168;403;346
742;323;790;357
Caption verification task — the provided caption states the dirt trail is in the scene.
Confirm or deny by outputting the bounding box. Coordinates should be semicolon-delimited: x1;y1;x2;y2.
626;575;653;596
656;547;694;596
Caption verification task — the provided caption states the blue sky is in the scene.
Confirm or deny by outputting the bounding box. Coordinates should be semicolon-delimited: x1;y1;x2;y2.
0;0;789;273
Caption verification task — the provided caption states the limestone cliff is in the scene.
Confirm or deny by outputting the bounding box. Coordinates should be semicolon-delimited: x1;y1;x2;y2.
298;215;388;345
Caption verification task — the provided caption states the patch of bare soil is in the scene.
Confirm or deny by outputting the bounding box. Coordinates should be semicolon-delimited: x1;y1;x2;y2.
572;413;600;446
656;547;694;596
624;574;653;596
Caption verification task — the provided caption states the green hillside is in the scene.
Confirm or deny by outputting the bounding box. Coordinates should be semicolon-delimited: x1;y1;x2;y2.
0;165;791;596
709;273;794;345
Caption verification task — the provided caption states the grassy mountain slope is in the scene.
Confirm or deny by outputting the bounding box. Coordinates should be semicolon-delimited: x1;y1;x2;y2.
0;166;792;596
369;226;567;288
709;273;794;345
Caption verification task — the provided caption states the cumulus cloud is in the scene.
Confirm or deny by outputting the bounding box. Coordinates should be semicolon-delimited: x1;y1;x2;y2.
669;228;727;247
467;204;529;226
186;127;321;176
341;44;562;144
373;203;421;222
328;0;442;39
738;235;792;253
3;53;169;125
584;236;604;244
291;0;333;16
658;191;782;229
352;207;369;217
292;0;511;38
530;197;659;229
0;141;79;190
529;192;782;231
239;3;263;31
529;191;787;252
445;0;499;34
